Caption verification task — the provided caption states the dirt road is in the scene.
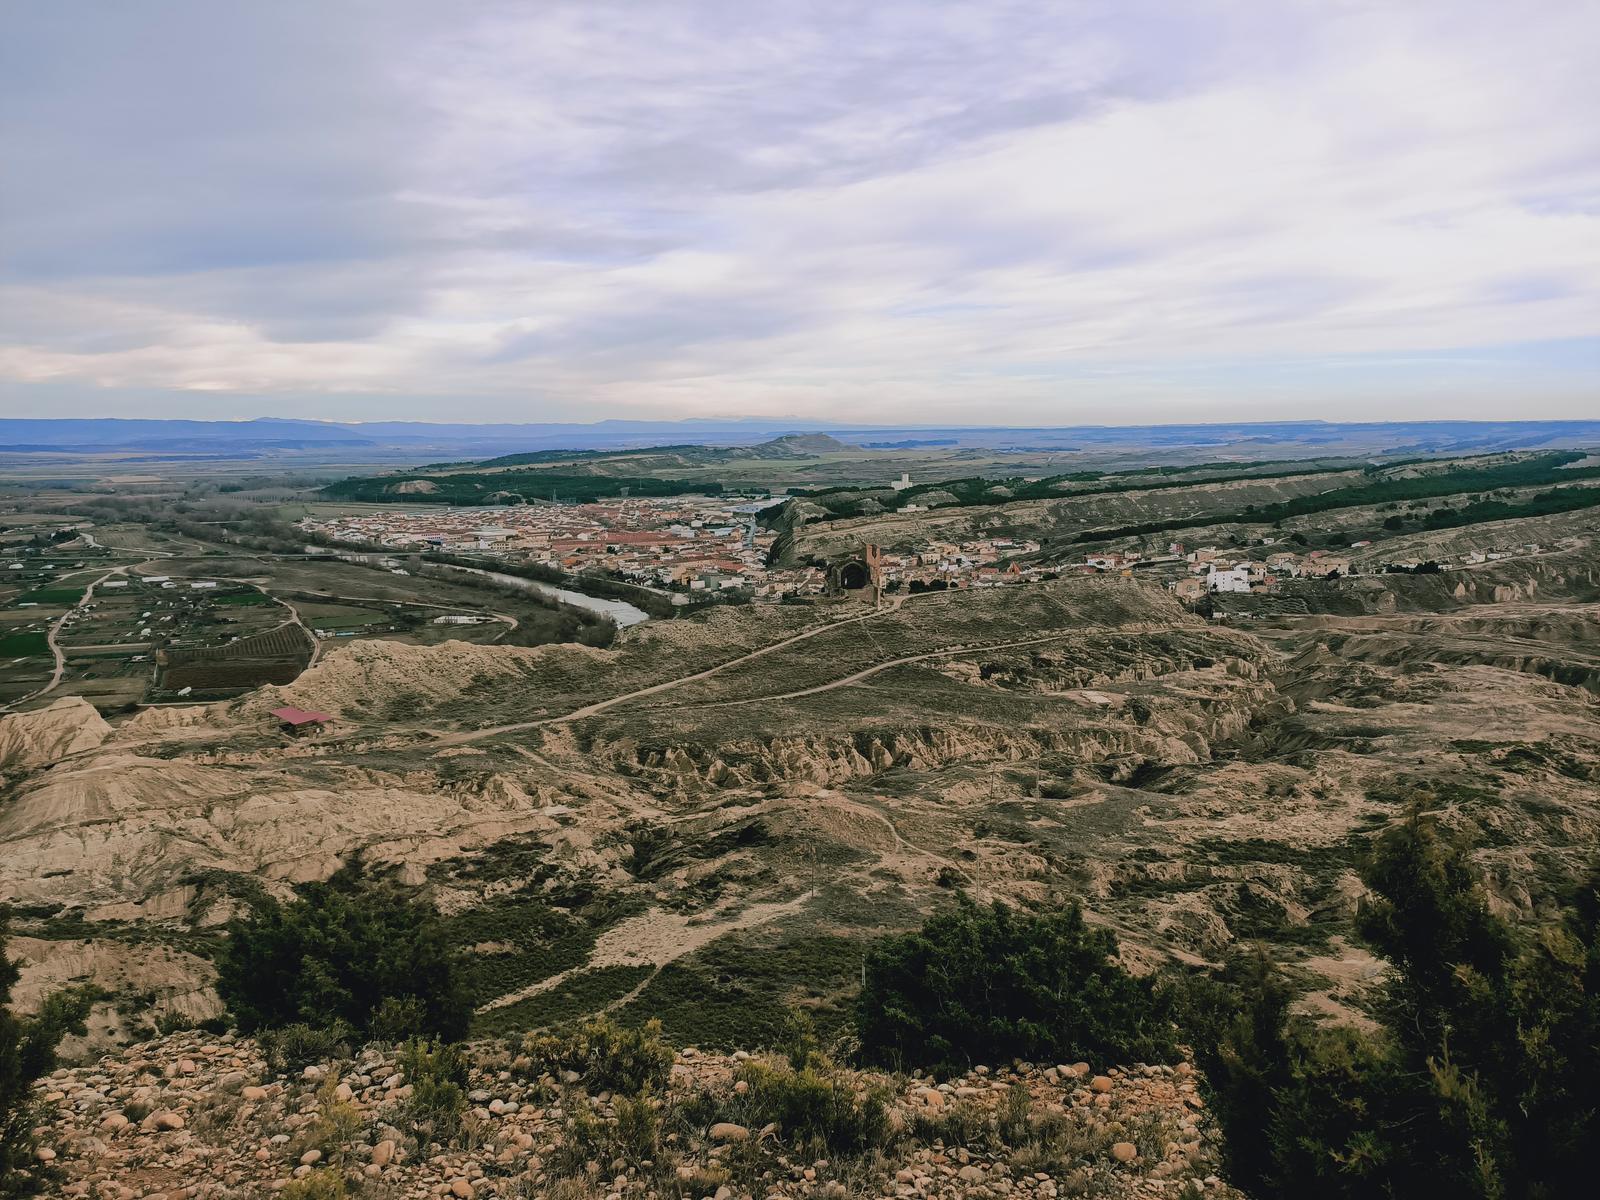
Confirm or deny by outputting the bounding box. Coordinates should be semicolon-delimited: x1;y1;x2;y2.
271;594;322;667
430;599;904;746
1;566;129;711
689;628;1085;708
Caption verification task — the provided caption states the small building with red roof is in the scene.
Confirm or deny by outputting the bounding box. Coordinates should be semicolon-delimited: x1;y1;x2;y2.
269;706;332;736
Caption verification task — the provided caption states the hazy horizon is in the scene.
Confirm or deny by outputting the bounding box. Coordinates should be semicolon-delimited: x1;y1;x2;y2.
3;1;1598;424
8;414;1600;432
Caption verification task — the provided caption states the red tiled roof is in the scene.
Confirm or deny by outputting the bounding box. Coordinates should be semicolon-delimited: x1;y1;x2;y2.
603;531;691;545
269;706;331;726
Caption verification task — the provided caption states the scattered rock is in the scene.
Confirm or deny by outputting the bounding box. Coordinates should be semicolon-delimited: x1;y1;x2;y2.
29;1032;1238;1200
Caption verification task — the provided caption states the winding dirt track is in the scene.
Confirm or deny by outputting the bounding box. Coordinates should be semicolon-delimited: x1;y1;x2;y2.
271;595;322;667
429;598;906;746
686;627;1085;709
1;567;129;711
426;594;1090;746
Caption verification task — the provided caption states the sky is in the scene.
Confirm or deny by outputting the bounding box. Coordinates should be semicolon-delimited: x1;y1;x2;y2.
2;0;1598;426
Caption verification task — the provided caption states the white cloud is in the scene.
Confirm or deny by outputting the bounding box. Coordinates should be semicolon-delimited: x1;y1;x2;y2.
1;0;1596;421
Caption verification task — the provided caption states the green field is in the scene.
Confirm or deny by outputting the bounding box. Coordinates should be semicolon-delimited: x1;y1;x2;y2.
0;631;49;656
308;614;388;630
212;591;271;606
15;587;85;605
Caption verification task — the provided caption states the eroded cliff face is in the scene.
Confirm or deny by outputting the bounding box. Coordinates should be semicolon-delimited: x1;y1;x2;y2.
0;696;110;771
0;752;598;911
599;662;1282;797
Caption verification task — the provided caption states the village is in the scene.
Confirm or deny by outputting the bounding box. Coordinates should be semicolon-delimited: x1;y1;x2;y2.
1081;538;1554;602
297;497;1566;607
297;500;1051;599
1080;542;1362;602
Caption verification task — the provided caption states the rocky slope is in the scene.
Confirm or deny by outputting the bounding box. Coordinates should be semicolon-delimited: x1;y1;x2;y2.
33;1031;1238;1200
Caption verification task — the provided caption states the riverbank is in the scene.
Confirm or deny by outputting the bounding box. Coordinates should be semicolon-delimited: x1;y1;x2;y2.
418;551;711;621
439;563;650;627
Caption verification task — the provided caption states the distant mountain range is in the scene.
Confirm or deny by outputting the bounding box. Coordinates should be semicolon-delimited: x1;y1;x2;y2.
1;416;1598;460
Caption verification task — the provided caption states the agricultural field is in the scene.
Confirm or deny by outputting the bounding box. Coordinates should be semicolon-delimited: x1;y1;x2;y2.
0;503;616;711
0;541;118;705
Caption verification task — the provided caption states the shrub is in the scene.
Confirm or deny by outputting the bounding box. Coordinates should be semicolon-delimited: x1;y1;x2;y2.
857;895;1176;1076
217;868;469;1041
548;1099;609;1179
399;1038;469;1142
258;1023;351;1075
1;907;95;1198
368;996;429;1044
910;1081;1096;1166
732;1057;891;1156
610;1090;661;1165
400;1036;469;1090
520;1017;674;1094
297;1078;364;1162
777;1006;823;1070
279;1170;347;1200
910;1098;991;1149
1187;813;1600;1200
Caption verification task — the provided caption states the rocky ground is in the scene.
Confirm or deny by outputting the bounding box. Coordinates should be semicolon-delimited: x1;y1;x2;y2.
33;1032;1236;1200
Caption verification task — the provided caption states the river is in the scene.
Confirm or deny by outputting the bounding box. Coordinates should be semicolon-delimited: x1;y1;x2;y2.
445;565;651;627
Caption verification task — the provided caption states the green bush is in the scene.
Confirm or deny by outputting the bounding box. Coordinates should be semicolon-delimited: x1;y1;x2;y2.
399;1038;469;1142
1;907;95;1198
910;1082;1101;1170
368;996;429;1044
217;868;469;1041
257;1023;351;1075
520;1017;674;1094
856;895;1176;1076
777;1006;823;1070
611;1089;662;1165
279;1169;347;1200
1187;813;1600;1200
297;1078;364;1163
735;1058;891;1155
548;1100;609;1179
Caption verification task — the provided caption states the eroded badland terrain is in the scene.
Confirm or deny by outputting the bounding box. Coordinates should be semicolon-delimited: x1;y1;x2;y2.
3;442;1600;1198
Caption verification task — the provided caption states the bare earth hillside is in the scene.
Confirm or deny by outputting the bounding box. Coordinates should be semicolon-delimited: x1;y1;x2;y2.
5;526;1599;1060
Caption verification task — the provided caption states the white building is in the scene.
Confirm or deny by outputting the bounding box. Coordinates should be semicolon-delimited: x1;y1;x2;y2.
1208;566;1253;593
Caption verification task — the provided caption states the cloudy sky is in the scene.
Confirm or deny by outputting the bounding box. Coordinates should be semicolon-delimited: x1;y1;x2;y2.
2;0;1597;425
